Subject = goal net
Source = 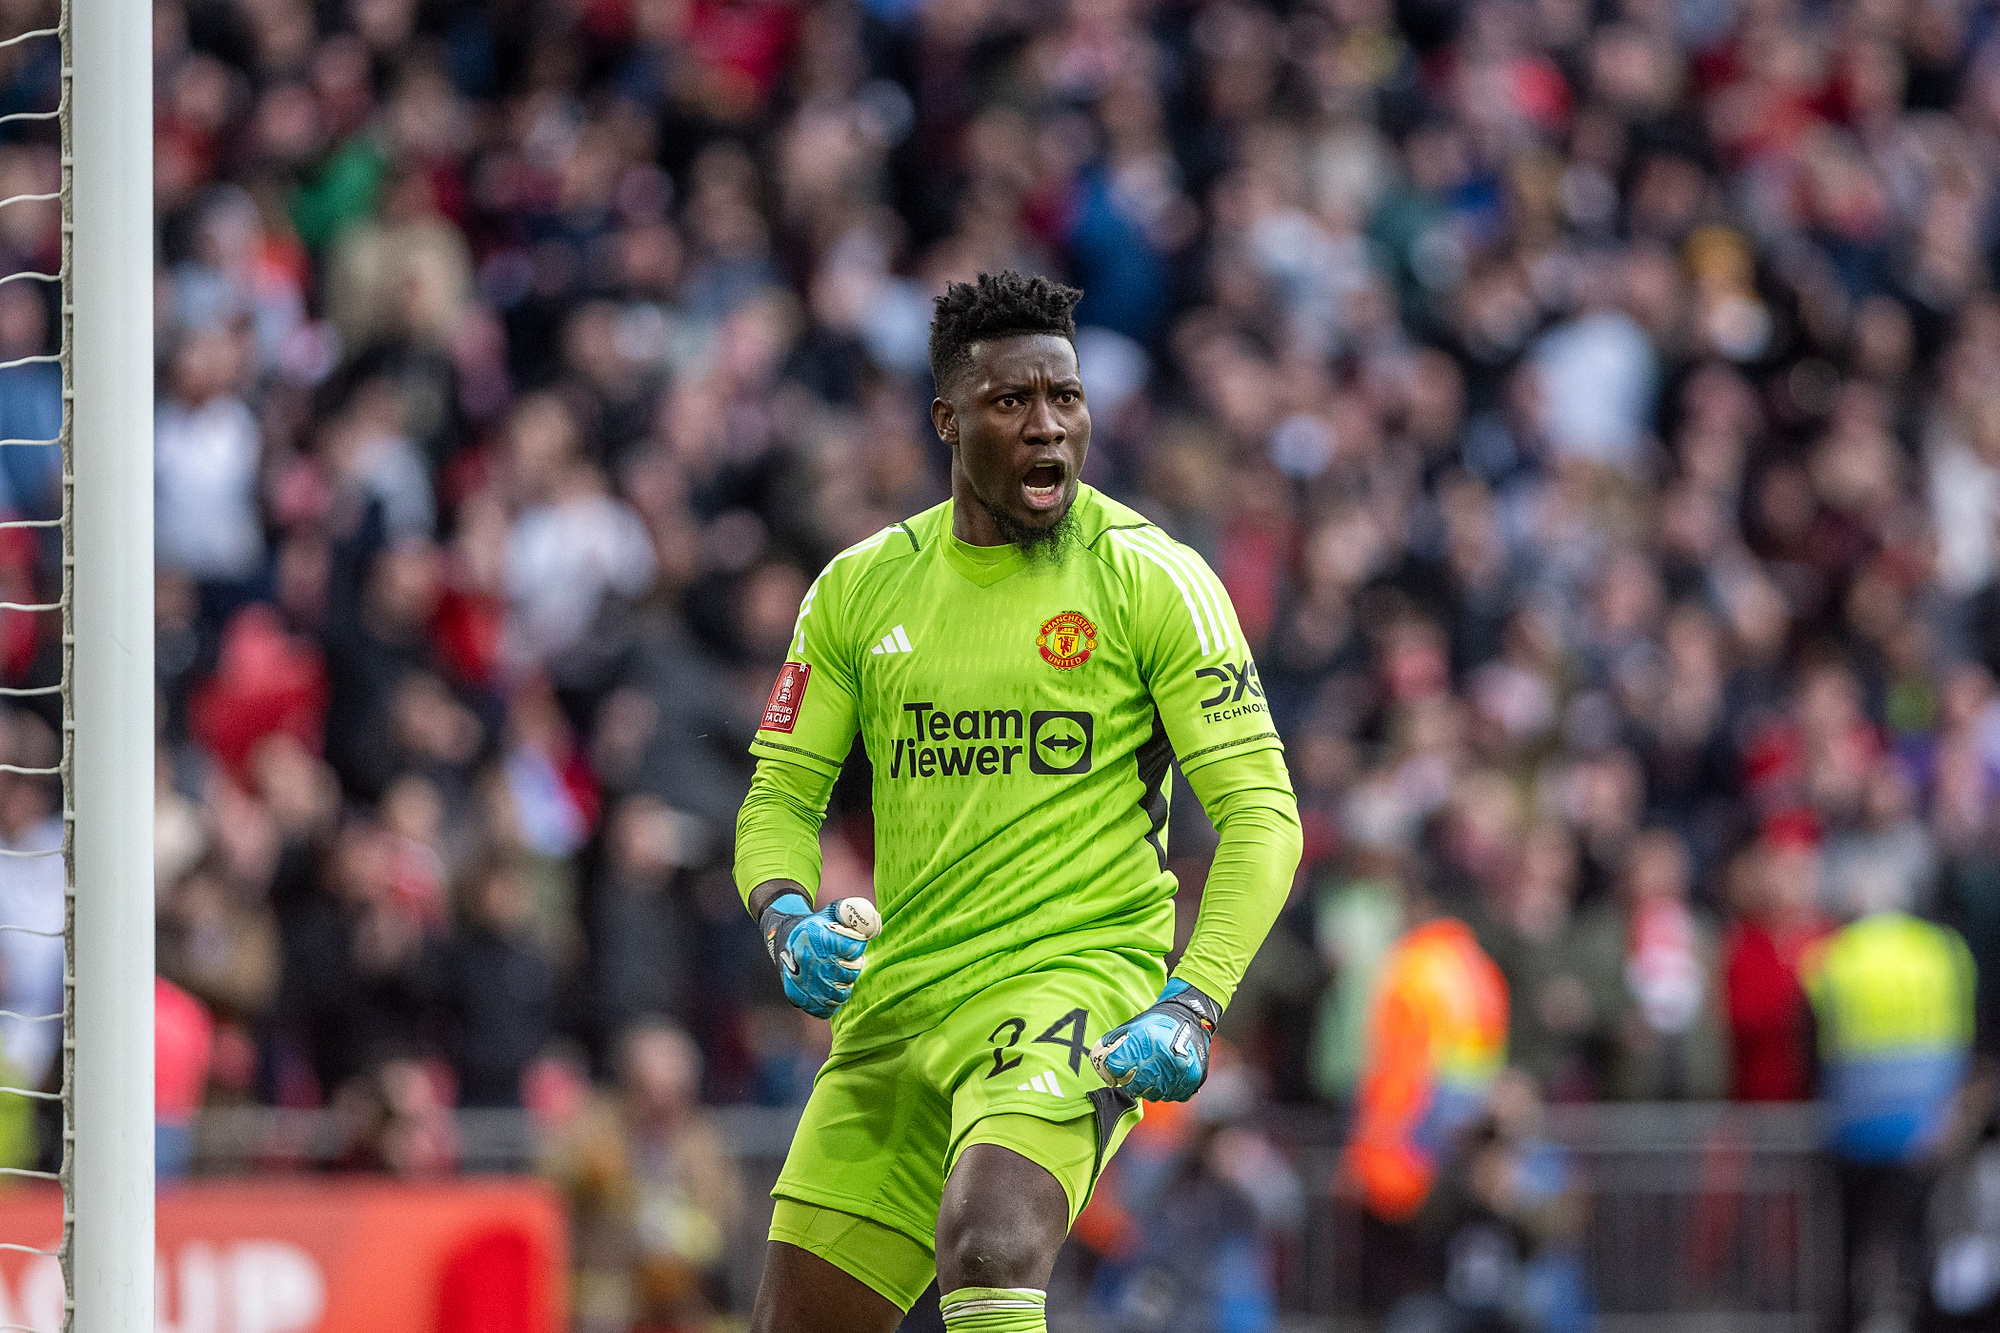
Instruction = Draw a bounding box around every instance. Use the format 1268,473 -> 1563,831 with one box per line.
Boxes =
0,0 -> 162,1329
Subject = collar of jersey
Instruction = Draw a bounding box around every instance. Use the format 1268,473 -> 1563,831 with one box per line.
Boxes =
942,511 -> 1029,587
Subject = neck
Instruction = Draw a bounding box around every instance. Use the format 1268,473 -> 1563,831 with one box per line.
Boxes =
950,467 -> 1007,546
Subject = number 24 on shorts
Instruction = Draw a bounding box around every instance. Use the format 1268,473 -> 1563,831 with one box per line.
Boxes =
986,1008 -> 1089,1079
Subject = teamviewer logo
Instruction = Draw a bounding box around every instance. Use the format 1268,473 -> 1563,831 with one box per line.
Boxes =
1029,711 -> 1093,775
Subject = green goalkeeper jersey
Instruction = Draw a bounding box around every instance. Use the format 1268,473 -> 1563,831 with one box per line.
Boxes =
738,486 -> 1284,1052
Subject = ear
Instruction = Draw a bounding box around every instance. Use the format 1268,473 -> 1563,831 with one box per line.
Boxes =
931,397 -> 957,447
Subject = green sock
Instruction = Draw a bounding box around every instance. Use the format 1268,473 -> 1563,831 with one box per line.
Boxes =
940,1286 -> 1047,1333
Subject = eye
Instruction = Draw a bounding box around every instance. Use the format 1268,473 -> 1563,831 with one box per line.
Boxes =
1056,389 -> 1080,404
996,394 -> 1021,408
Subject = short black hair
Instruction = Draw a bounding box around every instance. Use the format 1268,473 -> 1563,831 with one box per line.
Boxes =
928,270 -> 1082,395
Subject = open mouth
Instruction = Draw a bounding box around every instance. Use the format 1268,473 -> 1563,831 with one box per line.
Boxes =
1022,461 -> 1065,511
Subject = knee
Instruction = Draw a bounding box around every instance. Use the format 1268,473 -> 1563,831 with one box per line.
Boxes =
935,1208 -> 1052,1290
935,1142 -> 1070,1291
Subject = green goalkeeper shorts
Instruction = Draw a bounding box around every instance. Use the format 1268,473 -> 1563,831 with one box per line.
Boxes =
769,948 -> 1161,1309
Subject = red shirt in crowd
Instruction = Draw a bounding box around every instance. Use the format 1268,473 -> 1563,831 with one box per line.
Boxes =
1723,917 -> 1829,1101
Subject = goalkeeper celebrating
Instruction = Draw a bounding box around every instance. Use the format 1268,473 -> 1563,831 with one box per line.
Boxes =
735,271 -> 1302,1333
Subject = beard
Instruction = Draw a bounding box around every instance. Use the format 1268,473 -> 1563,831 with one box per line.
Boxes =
973,484 -> 1079,563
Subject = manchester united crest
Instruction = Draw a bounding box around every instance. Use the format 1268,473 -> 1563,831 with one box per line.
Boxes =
1038,611 -> 1097,669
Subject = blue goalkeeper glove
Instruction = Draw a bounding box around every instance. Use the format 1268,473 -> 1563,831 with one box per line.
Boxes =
1088,979 -> 1222,1102
759,893 -> 882,1019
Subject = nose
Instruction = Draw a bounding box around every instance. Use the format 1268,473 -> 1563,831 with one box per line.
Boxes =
1022,395 -> 1064,446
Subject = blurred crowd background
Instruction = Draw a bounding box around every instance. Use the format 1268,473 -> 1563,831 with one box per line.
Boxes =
5,0 -> 2000,1323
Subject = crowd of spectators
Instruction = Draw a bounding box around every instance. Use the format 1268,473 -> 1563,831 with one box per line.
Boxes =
0,0 -> 1997,1319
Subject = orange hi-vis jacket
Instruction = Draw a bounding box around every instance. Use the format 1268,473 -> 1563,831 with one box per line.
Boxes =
1343,917 -> 1510,1222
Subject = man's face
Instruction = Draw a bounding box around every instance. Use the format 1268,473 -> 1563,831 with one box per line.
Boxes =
934,334 -> 1090,547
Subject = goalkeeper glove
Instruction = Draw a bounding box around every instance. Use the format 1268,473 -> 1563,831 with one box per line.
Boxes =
759,893 -> 880,1019
1088,978 -> 1222,1102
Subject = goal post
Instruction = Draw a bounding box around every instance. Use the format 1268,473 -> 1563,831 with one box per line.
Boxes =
66,0 -> 155,1325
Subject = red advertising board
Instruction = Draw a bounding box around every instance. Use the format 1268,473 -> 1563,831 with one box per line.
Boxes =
0,1178 -> 567,1333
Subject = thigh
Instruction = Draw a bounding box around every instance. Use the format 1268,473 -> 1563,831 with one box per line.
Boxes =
773,1041 -> 953,1296
763,1201 -> 936,1319
953,1112 -> 1104,1228
922,952 -> 1159,1219
751,1236 -> 904,1333
935,1138 -> 1074,1292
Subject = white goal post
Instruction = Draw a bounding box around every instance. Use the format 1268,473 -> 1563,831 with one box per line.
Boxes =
66,0 -> 155,1327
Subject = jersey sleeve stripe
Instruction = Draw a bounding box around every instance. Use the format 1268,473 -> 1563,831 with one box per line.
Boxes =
1162,533 -> 1238,655
1155,532 -> 1236,654
789,528 -> 893,658
1124,526 -> 1230,654
1108,528 -> 1213,657
1158,533 -> 1238,655
1124,527 -> 1234,656
1125,527 -> 1231,653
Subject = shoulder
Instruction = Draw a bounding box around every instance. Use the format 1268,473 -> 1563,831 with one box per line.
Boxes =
1079,492 -> 1237,653
1912,915 -> 1974,964
788,517 -> 929,660
808,506 -> 936,595
1082,492 -> 1217,585
1075,488 -> 1161,554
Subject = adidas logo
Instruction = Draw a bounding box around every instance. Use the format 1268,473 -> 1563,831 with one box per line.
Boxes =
870,625 -> 915,655
1016,1071 -> 1063,1097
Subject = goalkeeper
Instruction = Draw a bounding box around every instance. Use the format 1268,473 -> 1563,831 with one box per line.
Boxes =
735,271 -> 1302,1333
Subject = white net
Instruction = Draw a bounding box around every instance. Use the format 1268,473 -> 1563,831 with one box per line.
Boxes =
0,2 -> 76,1330
54,0 -> 69,1320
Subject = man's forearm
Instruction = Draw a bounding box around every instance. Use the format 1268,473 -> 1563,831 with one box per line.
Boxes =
734,755 -> 838,911
1171,747 -> 1303,1008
